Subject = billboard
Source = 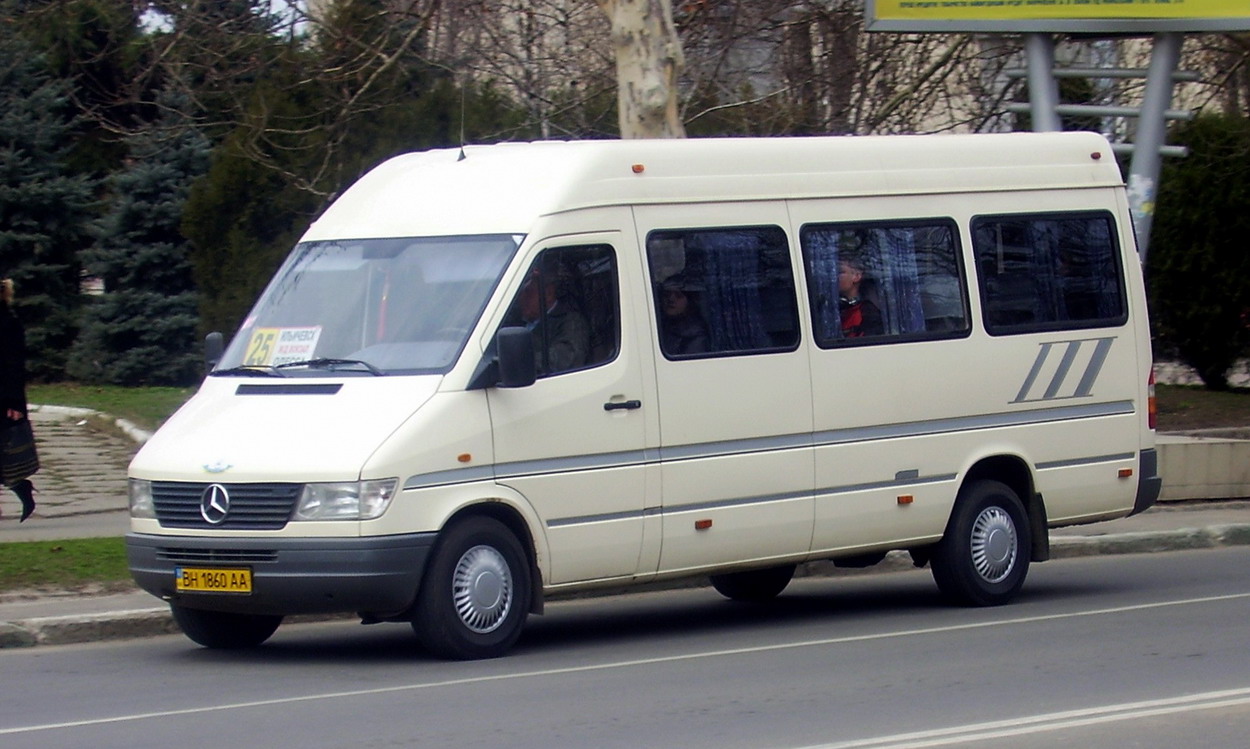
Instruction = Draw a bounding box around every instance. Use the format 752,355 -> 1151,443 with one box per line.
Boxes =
866,0 -> 1250,33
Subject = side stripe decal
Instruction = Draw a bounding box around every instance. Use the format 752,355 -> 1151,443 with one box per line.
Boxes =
1014,336 -> 1116,404
403,400 -> 1138,499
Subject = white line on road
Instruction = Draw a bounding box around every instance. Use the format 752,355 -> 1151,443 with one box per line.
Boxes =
797,687 -> 1250,748
3,591 -> 1248,737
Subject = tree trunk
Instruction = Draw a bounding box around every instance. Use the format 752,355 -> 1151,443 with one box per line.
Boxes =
597,0 -> 686,138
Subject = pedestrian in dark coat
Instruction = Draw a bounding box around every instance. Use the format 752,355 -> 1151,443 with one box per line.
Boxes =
0,279 -> 36,521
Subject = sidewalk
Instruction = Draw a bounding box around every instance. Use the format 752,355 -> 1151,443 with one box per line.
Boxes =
1,405 -> 1249,648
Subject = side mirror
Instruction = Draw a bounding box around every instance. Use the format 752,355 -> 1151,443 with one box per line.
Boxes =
204,331 -> 224,374
497,327 -> 536,388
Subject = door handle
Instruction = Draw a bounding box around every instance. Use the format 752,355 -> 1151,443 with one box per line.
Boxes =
603,399 -> 642,411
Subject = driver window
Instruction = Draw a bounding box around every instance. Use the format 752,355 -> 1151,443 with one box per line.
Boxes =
503,244 -> 619,378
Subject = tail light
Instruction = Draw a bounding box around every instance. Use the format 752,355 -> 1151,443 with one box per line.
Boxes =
1147,369 -> 1157,430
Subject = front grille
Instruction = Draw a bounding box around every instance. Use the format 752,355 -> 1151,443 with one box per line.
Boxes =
156,547 -> 279,565
152,482 -> 301,530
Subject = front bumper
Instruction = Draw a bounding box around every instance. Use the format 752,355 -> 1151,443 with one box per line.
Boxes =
126,532 -> 437,616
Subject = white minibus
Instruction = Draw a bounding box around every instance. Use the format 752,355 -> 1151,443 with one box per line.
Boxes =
127,133 -> 1161,659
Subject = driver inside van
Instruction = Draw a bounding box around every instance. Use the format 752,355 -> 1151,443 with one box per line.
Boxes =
517,268 -> 590,374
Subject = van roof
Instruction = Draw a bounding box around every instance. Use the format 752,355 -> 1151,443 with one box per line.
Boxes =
303,132 -> 1123,241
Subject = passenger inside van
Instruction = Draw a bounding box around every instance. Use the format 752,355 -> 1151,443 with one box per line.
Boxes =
658,273 -> 709,356
838,255 -> 883,338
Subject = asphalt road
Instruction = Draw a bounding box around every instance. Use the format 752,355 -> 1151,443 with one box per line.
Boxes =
3,548 -> 1249,749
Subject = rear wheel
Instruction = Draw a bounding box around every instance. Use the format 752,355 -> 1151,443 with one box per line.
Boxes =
931,479 -> 1030,606
171,605 -> 283,649
412,516 -> 531,660
710,564 -> 796,602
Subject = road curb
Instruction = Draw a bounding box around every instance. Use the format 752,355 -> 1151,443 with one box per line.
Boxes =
1050,524 -> 1250,558
7,609 -> 181,647
4,524 -> 1249,650
30,403 -> 153,444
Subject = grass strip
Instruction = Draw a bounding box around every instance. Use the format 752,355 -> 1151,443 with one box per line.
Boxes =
27,383 -> 194,432
0,537 -> 130,592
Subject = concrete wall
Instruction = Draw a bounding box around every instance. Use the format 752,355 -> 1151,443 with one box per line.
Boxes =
1158,434 -> 1250,501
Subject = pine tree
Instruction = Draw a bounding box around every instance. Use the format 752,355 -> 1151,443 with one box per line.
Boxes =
1148,114 -> 1250,390
68,93 -> 209,385
0,32 -> 95,380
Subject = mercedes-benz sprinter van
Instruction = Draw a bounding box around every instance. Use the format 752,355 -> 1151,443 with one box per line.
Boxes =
127,133 -> 1161,659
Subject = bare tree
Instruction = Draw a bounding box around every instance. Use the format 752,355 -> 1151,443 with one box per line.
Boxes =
427,0 -> 617,138
597,0 -> 686,138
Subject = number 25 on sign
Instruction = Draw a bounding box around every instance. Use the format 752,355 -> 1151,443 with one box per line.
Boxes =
244,328 -> 279,366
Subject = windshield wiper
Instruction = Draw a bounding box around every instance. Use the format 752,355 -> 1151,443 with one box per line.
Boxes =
210,366 -> 284,378
273,358 -> 385,376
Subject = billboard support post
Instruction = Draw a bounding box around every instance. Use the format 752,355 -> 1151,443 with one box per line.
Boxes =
1127,32 -> 1184,265
1025,34 -> 1062,133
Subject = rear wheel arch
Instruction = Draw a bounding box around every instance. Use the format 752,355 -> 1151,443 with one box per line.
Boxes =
961,454 -> 1048,561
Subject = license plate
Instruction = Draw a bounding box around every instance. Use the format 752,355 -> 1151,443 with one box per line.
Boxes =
175,567 -> 253,594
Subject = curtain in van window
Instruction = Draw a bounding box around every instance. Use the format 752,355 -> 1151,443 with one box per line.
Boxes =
691,231 -> 771,352
803,231 -> 843,343
875,229 -> 925,335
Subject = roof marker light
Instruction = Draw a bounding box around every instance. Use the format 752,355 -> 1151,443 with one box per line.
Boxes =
632,164 -> 645,174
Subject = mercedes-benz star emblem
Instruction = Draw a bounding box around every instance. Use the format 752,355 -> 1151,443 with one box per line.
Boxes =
200,484 -> 231,525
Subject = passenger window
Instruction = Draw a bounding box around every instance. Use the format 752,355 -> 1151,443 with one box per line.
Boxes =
972,212 -> 1127,335
502,245 -> 619,377
801,220 -> 969,347
646,226 -> 800,359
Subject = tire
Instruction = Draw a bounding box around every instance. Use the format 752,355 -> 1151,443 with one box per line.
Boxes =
412,516 -> 532,660
171,605 -> 283,649
710,564 -> 796,602
931,479 -> 1031,606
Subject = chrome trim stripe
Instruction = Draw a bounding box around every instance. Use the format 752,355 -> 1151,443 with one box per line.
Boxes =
812,400 -> 1134,448
404,400 -> 1136,494
663,488 -> 812,515
403,466 -> 494,490
549,489 -> 810,529
817,472 -> 957,497
659,432 -> 811,461
494,448 -> 658,479
1035,452 -> 1136,470
548,472 -> 959,528
548,509 -> 647,528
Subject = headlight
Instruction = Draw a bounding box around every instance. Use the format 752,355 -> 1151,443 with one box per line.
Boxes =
294,479 -> 397,521
129,479 -> 155,518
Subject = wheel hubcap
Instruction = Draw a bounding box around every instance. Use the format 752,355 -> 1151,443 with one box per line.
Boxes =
970,506 -> 1017,584
452,545 -> 513,634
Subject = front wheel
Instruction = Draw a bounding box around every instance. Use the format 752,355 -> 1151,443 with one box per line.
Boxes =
930,480 -> 1031,606
412,516 -> 532,660
171,605 -> 283,649
710,564 -> 796,602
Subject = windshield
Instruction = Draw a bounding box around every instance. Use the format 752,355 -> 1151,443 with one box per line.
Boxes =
215,235 -> 521,375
